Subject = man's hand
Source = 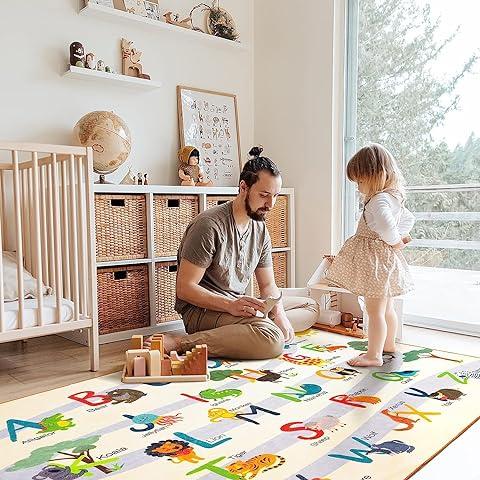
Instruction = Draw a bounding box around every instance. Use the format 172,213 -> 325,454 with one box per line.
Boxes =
272,313 -> 295,344
228,296 -> 265,317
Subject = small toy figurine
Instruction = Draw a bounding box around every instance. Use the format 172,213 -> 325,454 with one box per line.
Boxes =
163,11 -> 192,29
121,38 -> 151,79
178,146 -> 213,187
120,166 -> 136,185
137,172 -> 143,185
258,292 -> 282,319
143,173 -> 148,185
69,41 -> 85,67
85,52 -> 96,69
96,59 -> 106,71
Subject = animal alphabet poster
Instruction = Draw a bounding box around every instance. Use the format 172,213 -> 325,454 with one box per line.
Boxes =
177,86 -> 242,186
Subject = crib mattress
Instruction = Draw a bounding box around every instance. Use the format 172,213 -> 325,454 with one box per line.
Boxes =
3,296 -> 74,331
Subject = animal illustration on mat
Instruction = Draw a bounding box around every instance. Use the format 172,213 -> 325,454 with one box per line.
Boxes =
39,413 -> 75,433
428,388 -> 465,401
106,388 -> 146,404
144,440 -> 204,463
329,366 -> 360,377
32,465 -> 85,480
225,454 -> 286,478
7,435 -> 123,476
367,439 -> 415,455
305,415 -> 346,432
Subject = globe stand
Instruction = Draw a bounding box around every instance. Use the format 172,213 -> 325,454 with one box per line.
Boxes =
94,174 -> 113,184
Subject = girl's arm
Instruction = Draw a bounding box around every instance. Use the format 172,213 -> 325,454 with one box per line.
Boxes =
365,193 -> 403,246
398,207 -> 415,236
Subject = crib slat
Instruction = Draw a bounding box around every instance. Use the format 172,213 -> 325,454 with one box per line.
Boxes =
0,171 -> 6,251
0,204 -> 4,332
51,154 -> 63,323
12,150 -> 24,329
39,166 -> 48,285
68,155 -> 79,322
47,162 -> 55,292
28,169 -> 35,276
32,152 -> 44,326
85,148 -> 99,371
21,169 -> 31,274
60,161 -> 71,299
76,157 -> 87,316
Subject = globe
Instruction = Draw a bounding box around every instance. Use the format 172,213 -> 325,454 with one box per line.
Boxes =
73,111 -> 131,175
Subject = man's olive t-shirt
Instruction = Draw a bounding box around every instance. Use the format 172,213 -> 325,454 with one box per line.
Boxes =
175,201 -> 272,314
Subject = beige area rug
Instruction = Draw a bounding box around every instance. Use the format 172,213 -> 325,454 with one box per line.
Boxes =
0,329 -> 478,480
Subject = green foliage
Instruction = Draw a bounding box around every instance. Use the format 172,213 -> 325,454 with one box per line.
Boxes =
357,0 -> 480,269
7,436 -> 100,471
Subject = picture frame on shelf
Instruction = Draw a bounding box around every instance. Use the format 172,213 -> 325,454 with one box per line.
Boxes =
144,0 -> 159,20
123,0 -> 148,16
177,86 -> 242,187
88,0 -> 115,7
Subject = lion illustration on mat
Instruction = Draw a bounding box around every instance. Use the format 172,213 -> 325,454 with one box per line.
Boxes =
225,454 -> 285,478
144,440 -> 203,464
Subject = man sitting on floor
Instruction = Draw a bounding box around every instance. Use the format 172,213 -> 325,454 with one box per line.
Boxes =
148,147 -> 318,359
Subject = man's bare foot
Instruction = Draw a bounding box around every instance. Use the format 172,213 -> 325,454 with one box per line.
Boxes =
347,354 -> 383,367
144,332 -> 186,354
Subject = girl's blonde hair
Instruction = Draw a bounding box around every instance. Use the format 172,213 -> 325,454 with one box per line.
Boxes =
346,143 -> 406,200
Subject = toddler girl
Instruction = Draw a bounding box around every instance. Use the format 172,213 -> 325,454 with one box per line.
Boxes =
326,144 -> 415,367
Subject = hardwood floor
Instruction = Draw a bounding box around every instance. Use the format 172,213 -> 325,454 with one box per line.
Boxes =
0,335 -> 130,403
1,325 -> 477,404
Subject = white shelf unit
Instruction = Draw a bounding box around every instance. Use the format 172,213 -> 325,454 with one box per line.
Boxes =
63,65 -> 163,89
79,2 -> 248,51
63,185 -> 295,345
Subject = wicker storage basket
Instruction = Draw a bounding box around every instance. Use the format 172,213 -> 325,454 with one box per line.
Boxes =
153,195 -> 199,257
155,261 -> 182,323
265,195 -> 288,248
97,264 -> 150,335
206,195 -> 236,209
95,194 -> 147,262
253,251 -> 288,297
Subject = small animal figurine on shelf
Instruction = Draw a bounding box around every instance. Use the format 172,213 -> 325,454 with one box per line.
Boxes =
143,173 -> 148,185
178,146 -> 213,187
96,59 -> 106,71
137,172 -> 143,185
120,166 -> 136,185
121,38 -> 151,79
163,11 -> 192,29
69,41 -> 85,67
85,52 -> 96,69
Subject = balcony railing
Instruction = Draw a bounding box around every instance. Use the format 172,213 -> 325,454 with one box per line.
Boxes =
406,183 -> 480,253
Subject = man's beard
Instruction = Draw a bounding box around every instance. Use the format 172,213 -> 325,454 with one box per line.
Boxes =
245,192 -> 268,221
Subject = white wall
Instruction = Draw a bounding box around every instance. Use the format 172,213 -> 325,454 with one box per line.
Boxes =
0,0 -> 254,184
254,0 -> 344,285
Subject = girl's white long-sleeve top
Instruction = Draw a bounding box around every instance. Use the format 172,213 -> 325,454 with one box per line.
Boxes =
364,193 -> 415,245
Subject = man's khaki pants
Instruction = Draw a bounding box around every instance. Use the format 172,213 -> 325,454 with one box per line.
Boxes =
178,296 -> 318,360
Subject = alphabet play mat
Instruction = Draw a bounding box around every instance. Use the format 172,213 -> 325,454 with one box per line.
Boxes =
1,329 -> 478,480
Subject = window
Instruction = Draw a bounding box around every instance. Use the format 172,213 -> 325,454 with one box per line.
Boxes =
345,0 -> 480,335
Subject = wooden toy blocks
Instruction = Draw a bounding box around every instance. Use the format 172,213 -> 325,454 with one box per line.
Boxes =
122,335 -> 208,384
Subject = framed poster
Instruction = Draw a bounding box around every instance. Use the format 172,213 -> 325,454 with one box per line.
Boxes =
177,86 -> 242,187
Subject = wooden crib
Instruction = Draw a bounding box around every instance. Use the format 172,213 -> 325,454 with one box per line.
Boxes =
0,142 -> 99,371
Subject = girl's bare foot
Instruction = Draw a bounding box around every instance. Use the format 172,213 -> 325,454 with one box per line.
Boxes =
347,354 -> 383,367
